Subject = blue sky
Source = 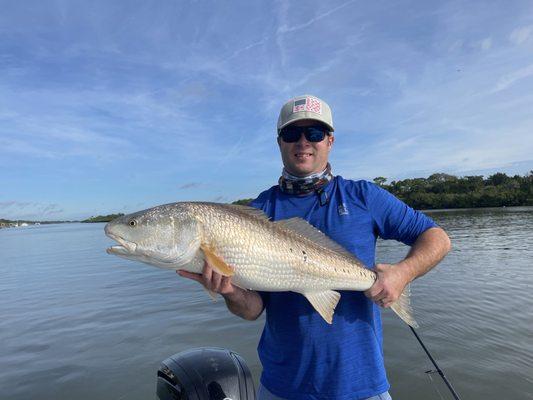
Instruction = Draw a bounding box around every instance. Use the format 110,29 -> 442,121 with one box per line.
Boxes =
1,0 -> 532,220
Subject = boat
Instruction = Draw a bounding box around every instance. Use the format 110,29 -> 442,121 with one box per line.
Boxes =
157,347 -> 256,400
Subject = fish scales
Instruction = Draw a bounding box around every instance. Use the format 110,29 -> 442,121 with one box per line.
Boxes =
105,201 -> 417,326
187,203 -> 375,292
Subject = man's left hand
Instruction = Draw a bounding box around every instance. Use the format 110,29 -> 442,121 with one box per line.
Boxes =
364,263 -> 412,308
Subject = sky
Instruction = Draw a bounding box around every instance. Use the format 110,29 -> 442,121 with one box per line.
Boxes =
1,0 -> 532,220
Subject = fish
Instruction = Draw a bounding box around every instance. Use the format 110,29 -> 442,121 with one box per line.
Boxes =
105,202 -> 417,327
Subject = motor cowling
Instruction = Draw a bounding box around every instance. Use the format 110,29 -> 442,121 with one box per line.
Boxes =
156,347 -> 256,400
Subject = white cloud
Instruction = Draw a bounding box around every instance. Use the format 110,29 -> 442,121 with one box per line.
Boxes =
2,0 -> 533,219
276,0 -> 357,34
223,37 -> 269,61
0,137 -> 56,158
480,37 -> 492,50
492,63 -> 533,93
509,25 -> 533,44
0,201 -> 64,219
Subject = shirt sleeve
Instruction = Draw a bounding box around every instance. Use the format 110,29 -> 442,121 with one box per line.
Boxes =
363,181 -> 438,246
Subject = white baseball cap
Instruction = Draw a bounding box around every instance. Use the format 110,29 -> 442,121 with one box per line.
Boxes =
277,95 -> 334,133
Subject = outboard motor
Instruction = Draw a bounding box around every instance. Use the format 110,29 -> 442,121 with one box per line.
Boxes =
156,347 -> 256,400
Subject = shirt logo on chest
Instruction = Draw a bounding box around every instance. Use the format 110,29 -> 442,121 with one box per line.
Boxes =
338,203 -> 349,216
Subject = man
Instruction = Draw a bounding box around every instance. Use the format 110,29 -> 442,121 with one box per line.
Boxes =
178,95 -> 451,400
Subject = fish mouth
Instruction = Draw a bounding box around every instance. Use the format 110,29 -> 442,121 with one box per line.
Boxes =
105,232 -> 137,255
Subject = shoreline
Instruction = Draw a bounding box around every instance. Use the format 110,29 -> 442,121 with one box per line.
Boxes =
2,205 -> 532,228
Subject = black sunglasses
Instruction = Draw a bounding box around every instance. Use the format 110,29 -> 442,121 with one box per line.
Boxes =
279,125 -> 329,143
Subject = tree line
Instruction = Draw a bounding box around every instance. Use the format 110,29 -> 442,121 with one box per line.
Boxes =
373,171 -> 532,209
232,171 -> 532,210
3,172 -> 531,225
82,213 -> 125,223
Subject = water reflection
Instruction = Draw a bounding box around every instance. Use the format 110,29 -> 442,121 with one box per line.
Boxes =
0,207 -> 531,399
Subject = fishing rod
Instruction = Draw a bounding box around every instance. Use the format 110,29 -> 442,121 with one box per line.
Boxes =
409,326 -> 462,400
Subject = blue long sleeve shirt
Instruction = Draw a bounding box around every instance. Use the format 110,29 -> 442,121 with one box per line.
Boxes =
249,176 -> 437,400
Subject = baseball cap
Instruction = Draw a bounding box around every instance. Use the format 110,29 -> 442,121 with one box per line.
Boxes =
277,95 -> 334,133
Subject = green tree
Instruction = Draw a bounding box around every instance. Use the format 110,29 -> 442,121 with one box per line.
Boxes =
373,177 -> 387,187
232,171 -> 533,210
232,198 -> 254,206
486,172 -> 510,186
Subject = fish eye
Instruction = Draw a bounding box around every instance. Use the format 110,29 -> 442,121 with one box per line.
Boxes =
129,219 -> 137,227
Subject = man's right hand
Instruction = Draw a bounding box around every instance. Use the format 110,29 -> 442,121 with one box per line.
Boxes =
177,261 -> 236,296
177,262 -> 265,321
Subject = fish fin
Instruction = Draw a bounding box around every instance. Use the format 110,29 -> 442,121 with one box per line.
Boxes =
225,204 -> 271,221
204,287 -> 219,302
230,281 -> 248,291
390,284 -> 419,328
276,218 -> 362,262
302,290 -> 341,324
200,244 -> 235,277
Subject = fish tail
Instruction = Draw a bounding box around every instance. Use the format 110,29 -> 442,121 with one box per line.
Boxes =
390,284 -> 419,328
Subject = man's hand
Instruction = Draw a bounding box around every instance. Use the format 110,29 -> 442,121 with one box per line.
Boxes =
177,261 -> 236,296
177,261 -> 264,321
367,227 -> 452,308
365,263 -> 411,308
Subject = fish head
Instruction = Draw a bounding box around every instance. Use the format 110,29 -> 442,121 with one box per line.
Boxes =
104,204 -> 201,268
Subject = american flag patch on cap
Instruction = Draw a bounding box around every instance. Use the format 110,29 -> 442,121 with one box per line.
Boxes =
293,97 -> 322,115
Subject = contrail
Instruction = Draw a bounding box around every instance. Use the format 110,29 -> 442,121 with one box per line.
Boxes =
277,0 -> 358,34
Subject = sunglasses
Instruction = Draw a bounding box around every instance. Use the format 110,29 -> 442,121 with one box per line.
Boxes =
279,125 -> 329,143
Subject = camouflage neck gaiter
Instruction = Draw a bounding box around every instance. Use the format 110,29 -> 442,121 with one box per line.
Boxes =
278,163 -> 333,195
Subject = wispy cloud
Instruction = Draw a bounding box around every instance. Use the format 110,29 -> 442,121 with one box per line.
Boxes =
179,183 -> 202,190
1,0 -> 532,219
510,25 -> 533,44
0,201 -> 64,219
492,63 -> 533,93
0,201 -> 33,209
223,37 -> 269,62
480,37 -> 492,50
277,0 -> 357,34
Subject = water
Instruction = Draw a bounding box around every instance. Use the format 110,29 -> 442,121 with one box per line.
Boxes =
0,207 -> 532,399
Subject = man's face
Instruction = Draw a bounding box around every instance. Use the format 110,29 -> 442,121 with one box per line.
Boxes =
277,120 -> 334,177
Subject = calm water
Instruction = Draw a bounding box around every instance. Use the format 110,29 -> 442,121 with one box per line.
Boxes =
1,207 -> 532,399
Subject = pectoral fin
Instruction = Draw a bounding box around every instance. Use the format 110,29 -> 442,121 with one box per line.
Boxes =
200,244 -> 235,277
203,287 -> 219,302
302,290 -> 341,324
390,284 -> 419,328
